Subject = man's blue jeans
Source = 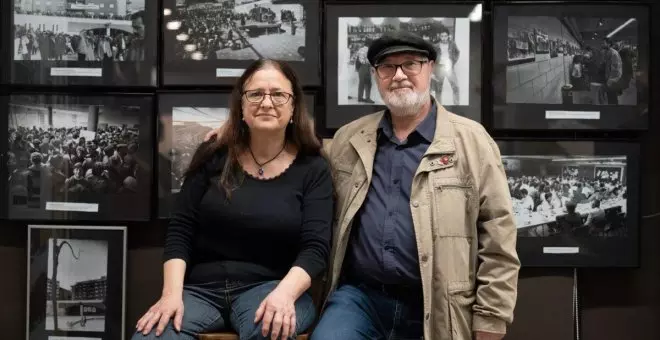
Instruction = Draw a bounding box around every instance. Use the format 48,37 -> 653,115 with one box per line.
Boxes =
312,283 -> 424,340
132,280 -> 316,340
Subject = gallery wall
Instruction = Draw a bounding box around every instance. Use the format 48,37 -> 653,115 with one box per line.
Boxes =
1,0 -> 659,339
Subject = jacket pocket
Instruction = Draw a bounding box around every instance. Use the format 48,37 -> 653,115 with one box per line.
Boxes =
447,282 -> 476,340
432,177 -> 476,238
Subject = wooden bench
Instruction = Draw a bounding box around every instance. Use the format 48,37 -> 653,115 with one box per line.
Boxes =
198,333 -> 309,340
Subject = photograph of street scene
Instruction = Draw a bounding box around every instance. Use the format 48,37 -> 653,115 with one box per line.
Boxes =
45,238 -> 108,332
165,0 -> 305,61
13,0 -> 146,62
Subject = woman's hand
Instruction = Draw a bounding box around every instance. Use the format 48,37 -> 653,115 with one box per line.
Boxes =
254,287 -> 297,340
135,293 -> 184,336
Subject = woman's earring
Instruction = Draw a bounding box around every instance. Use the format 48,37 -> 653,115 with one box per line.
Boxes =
289,118 -> 293,124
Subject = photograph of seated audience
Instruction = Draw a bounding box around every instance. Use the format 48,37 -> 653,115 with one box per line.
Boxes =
337,16 -> 470,106
506,16 -> 638,105
502,155 -> 628,239
13,0 -> 146,62
166,0 -> 305,61
7,100 -> 145,219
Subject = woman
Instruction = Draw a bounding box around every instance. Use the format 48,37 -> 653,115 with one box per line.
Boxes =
133,59 -> 333,340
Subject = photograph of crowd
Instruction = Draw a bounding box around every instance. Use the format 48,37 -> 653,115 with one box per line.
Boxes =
169,106 -> 229,193
337,17 -> 470,106
165,0 -> 305,61
27,225 -> 127,340
13,0 -> 146,62
504,16 -> 638,105
7,97 -> 149,220
501,154 -> 628,239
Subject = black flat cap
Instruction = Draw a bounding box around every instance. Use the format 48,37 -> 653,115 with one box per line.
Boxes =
367,30 -> 437,66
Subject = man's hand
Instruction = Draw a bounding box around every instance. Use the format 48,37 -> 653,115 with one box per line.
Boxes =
203,124 -> 226,143
475,331 -> 505,340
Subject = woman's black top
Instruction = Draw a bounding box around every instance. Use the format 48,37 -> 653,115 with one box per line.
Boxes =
163,149 -> 334,285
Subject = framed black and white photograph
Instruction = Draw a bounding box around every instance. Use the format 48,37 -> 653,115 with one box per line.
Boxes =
27,225 -> 127,340
161,0 -> 321,86
157,92 -> 317,217
497,140 -> 640,267
4,94 -> 153,221
3,0 -> 158,86
324,2 -> 483,130
492,4 -> 650,130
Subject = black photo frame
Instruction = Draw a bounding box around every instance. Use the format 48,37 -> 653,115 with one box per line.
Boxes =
492,3 -> 650,131
4,93 -> 154,222
161,0 -> 321,86
3,0 -> 158,87
157,91 -> 317,218
27,224 -> 127,340
496,139 -> 640,267
323,1 -> 483,130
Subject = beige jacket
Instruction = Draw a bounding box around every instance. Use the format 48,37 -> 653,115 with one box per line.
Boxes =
324,103 -> 520,339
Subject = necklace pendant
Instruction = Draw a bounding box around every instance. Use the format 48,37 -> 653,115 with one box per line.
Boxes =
258,168 -> 264,176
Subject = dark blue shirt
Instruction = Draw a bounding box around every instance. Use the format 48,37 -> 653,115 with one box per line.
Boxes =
346,104 -> 437,286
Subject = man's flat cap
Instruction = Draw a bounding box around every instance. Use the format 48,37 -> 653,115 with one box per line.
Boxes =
367,30 -> 437,66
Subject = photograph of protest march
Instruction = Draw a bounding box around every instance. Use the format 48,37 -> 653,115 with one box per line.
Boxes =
497,140 -> 640,267
6,94 -> 153,221
161,0 -> 320,85
27,225 -> 126,340
337,17 -> 470,107
7,0 -> 157,86
492,4 -> 649,130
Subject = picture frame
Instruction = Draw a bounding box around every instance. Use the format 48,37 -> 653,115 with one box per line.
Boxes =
157,91 -> 317,218
323,1 -> 483,130
496,139 -> 640,267
3,93 -> 154,222
161,0 -> 321,86
492,3 -> 650,131
26,224 -> 127,340
3,0 -> 159,87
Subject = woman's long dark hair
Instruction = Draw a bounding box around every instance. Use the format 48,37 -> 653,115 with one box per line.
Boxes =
184,59 -> 324,198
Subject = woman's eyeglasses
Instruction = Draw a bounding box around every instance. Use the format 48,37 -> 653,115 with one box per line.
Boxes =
243,90 -> 294,106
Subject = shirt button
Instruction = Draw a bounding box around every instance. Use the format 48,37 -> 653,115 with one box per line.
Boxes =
421,254 -> 429,263
412,201 -> 419,208
425,313 -> 430,320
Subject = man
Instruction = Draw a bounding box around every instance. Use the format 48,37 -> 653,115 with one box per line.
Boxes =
600,37 -> 622,105
433,27 -> 460,105
204,31 -> 519,339
313,31 -> 519,340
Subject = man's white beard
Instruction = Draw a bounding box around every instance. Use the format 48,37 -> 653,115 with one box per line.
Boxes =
380,86 -> 429,117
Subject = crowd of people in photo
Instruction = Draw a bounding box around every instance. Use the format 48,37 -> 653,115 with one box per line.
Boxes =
13,11 -> 145,61
8,124 -> 144,210
172,3 -> 300,60
508,170 -> 627,237
568,38 -> 636,105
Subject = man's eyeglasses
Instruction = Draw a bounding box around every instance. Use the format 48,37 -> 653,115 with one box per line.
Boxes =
374,60 -> 428,79
243,90 -> 294,106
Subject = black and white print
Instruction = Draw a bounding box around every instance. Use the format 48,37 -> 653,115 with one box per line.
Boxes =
13,0 -> 146,62
502,155 -> 628,238
27,225 -> 126,340
165,0 -> 305,61
337,17 -> 470,106
170,107 -> 229,192
506,16 -> 639,105
6,95 -> 153,221
45,238 -> 108,332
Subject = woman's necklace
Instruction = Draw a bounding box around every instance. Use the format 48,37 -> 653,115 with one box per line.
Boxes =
248,142 -> 287,176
